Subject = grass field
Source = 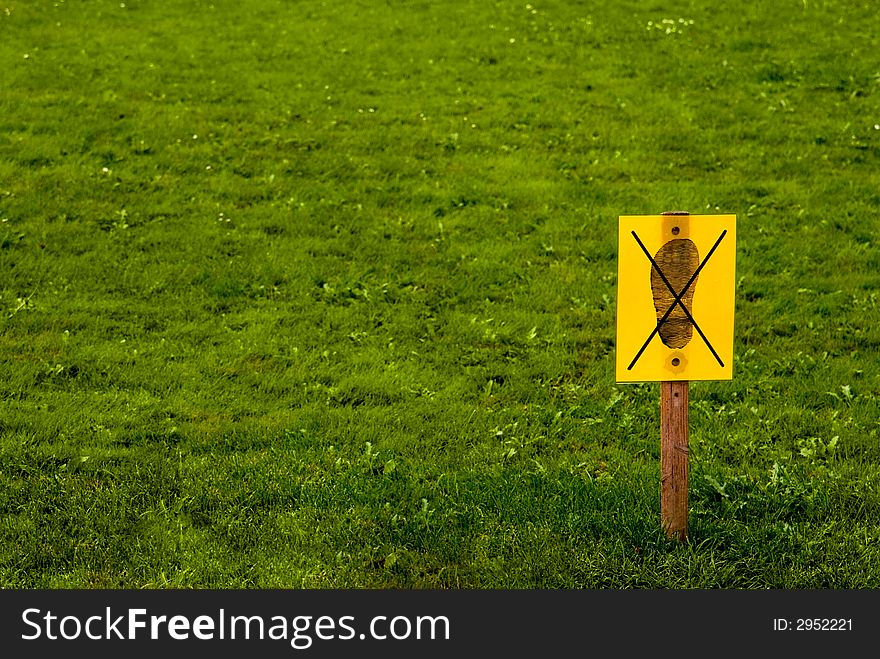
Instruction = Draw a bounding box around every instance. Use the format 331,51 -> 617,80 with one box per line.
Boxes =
1,0 -> 879,588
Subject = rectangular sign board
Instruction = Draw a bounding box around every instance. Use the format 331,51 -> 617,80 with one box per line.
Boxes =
615,214 -> 736,383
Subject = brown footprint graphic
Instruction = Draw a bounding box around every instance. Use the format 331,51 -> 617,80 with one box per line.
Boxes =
651,239 -> 699,349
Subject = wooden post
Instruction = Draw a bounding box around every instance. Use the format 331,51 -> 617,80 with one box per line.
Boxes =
659,209 -> 690,541
660,380 -> 688,540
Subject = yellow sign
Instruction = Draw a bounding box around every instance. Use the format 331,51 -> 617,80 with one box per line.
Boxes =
615,214 -> 736,383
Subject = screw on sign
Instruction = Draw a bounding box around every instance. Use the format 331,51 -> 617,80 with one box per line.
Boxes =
615,212 -> 736,540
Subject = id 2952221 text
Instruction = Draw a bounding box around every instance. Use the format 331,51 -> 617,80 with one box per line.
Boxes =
773,618 -> 853,632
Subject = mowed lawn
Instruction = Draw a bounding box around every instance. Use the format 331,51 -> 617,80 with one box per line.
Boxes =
0,0 -> 879,587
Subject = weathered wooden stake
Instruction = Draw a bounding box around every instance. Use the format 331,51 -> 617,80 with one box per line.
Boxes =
659,210 -> 691,541
660,380 -> 689,540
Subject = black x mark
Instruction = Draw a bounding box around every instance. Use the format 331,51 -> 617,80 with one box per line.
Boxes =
627,230 -> 728,371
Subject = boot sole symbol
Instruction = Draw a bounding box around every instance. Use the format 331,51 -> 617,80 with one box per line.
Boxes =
651,238 -> 699,349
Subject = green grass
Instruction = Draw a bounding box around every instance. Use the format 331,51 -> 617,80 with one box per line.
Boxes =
1,0 -> 879,588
